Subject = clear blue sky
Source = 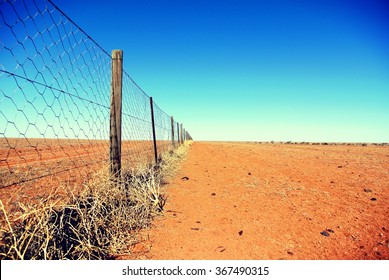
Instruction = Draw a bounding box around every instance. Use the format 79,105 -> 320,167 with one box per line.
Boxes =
51,0 -> 389,142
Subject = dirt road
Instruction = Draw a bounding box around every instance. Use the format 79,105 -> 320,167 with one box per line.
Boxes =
132,142 -> 389,260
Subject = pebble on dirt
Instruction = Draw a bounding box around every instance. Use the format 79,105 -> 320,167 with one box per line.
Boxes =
321,231 -> 330,237
238,230 -> 243,236
364,188 -> 373,192
216,246 -> 226,253
181,176 -> 189,181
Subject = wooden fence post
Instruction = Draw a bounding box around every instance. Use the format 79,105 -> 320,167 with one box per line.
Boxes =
150,97 -> 158,164
177,122 -> 180,145
177,124 -> 180,144
171,116 -> 175,148
110,49 -> 123,180
180,123 -> 183,144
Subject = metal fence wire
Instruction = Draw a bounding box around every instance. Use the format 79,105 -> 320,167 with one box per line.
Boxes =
0,0 -> 191,195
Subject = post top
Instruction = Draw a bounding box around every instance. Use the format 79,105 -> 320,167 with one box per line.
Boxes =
111,49 -> 123,59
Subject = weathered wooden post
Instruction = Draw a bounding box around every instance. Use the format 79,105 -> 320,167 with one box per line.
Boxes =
150,97 -> 158,164
110,49 -> 123,180
177,122 -> 180,145
180,123 -> 183,144
171,116 -> 175,148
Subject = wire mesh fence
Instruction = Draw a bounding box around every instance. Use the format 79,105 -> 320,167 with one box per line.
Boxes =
0,0 -> 192,202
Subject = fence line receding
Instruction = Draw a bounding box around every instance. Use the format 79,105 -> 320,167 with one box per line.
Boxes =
0,0 -> 193,193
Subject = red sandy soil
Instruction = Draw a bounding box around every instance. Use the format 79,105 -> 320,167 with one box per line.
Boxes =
128,142 -> 389,260
0,138 -> 170,210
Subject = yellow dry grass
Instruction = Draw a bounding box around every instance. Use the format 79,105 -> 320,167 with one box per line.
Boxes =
0,141 -> 192,259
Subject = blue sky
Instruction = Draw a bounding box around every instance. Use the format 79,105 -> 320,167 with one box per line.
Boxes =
4,0 -> 389,142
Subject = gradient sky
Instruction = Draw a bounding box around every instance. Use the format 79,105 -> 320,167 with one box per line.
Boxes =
52,0 -> 389,142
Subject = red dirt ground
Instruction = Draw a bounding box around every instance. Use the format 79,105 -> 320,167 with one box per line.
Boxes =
128,142 -> 389,260
0,138 -> 170,210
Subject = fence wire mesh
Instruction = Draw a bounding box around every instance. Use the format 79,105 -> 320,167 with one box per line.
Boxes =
0,0 -> 189,202
152,100 -> 176,155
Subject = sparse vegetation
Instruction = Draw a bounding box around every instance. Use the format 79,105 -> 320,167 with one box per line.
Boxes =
0,141 -> 192,260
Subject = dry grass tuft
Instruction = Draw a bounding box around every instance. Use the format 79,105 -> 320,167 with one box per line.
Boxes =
0,142 -> 191,259
159,141 -> 192,178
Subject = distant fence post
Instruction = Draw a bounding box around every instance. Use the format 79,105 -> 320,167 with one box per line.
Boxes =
180,123 -> 183,144
150,97 -> 158,164
110,49 -> 123,180
171,116 -> 175,148
176,122 -> 180,145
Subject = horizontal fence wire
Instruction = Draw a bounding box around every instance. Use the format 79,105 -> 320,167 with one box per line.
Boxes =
0,0 -> 189,204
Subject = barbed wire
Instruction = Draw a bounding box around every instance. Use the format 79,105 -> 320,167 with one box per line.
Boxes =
0,0 -> 189,201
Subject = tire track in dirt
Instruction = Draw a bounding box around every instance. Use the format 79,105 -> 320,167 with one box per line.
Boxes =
131,142 -> 389,260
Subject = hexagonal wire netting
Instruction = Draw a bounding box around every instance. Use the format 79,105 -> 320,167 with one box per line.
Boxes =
0,0 -> 190,195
